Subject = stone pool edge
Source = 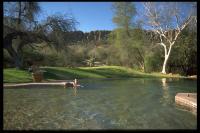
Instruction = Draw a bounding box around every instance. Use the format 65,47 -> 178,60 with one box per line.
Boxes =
4,82 -> 69,88
175,93 -> 197,114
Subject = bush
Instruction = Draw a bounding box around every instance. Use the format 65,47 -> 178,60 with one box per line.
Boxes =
144,51 -> 163,73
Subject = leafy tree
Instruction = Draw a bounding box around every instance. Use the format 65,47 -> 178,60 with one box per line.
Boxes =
112,2 -> 136,36
110,2 -> 152,70
168,22 -> 197,75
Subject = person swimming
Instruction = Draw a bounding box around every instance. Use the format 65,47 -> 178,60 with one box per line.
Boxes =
73,79 -> 84,87
64,79 -> 82,88
73,78 -> 77,87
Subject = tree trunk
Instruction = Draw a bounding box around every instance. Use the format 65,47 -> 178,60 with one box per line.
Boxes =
160,41 -> 173,74
14,55 -> 24,69
161,55 -> 169,74
5,46 -> 24,69
126,25 -> 130,37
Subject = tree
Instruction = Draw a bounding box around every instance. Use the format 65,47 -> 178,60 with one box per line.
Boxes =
130,28 -> 152,71
111,2 -> 139,67
168,21 -> 197,75
142,2 -> 196,74
42,13 -> 77,51
112,2 -> 136,37
4,2 -> 77,69
4,2 -> 41,69
4,2 -> 41,31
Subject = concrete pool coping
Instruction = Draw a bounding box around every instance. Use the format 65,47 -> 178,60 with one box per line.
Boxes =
175,93 -> 197,113
4,81 -> 73,88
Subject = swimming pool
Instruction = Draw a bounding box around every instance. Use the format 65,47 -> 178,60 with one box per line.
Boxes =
3,78 -> 197,129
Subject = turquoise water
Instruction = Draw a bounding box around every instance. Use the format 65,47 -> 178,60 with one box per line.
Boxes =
4,78 -> 197,129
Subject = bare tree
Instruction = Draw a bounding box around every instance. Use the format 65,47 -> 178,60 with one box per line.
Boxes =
142,2 -> 196,74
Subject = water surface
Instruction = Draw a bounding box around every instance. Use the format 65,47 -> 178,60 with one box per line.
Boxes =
4,78 -> 197,129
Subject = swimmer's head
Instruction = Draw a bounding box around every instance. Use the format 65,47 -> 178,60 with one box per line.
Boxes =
74,79 -> 77,84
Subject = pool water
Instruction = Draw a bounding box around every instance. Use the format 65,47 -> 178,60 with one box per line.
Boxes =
3,78 -> 197,129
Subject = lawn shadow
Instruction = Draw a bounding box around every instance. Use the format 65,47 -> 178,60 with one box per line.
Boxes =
42,67 -> 143,80
74,67 -> 137,78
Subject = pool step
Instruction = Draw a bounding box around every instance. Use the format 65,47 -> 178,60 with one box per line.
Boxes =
175,93 -> 197,113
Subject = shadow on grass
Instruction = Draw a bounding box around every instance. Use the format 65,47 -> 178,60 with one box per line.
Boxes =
43,71 -> 68,80
42,67 -> 142,80
42,67 -> 100,80
74,67 -> 136,78
42,68 -> 76,80
3,70 -> 32,83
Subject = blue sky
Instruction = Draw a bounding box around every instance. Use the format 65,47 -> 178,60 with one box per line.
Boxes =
4,2 -> 194,32
37,2 -> 142,32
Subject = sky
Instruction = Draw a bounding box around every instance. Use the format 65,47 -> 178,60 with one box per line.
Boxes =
37,2 -> 142,32
4,2 -> 195,32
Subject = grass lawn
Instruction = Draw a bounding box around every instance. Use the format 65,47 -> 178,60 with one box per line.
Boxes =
3,68 -> 32,83
3,66 -> 184,83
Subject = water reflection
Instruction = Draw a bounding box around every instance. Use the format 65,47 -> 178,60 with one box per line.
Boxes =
161,78 -> 170,105
73,87 -> 77,96
162,78 -> 168,90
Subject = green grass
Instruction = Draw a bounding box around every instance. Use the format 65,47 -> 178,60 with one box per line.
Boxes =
3,66 -> 185,83
4,68 -> 32,83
